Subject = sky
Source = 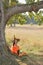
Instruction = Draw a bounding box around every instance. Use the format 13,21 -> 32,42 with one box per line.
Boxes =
18,0 -> 26,4
18,0 -> 38,3
18,0 -> 42,3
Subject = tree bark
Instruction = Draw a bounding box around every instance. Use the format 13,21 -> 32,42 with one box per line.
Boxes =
0,1 -> 21,65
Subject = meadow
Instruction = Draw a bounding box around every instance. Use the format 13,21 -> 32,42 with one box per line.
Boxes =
5,24 -> 43,65
5,24 -> 43,54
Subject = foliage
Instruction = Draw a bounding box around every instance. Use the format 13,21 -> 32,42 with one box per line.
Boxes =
7,14 -> 26,25
25,0 -> 40,4
3,0 -> 9,8
34,12 -> 43,25
3,0 -> 43,25
9,0 -> 19,6
27,11 -> 43,25
3,0 -> 19,9
18,14 -> 26,25
25,0 -> 35,4
7,16 -> 15,25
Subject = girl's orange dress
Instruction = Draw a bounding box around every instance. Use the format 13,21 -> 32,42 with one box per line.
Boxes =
10,44 -> 19,55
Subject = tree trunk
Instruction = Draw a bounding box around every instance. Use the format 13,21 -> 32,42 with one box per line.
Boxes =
0,1 -> 20,65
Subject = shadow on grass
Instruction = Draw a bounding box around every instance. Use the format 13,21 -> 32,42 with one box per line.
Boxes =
1,44 -> 43,65
0,48 -> 43,65
9,52 -> 43,65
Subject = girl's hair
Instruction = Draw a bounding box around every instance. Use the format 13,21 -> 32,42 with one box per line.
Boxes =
13,40 -> 15,46
13,35 -> 20,46
13,35 -> 16,46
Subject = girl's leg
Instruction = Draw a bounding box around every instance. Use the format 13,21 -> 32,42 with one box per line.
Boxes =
19,52 -> 27,57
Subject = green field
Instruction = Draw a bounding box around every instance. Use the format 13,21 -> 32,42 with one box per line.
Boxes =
5,25 -> 43,65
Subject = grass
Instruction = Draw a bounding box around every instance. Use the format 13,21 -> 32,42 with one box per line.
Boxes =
4,25 -> 43,65
5,24 -> 43,54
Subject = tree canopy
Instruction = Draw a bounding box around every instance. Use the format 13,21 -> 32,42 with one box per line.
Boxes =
3,0 -> 43,25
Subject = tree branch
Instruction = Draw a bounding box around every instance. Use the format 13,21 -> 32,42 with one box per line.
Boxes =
5,1 -> 43,25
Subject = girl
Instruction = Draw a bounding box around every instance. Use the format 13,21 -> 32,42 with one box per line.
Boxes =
10,35 -> 27,57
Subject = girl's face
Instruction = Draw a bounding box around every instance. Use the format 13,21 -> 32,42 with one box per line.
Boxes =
15,40 -> 17,44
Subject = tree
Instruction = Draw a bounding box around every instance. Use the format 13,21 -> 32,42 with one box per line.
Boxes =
34,11 -> 43,25
9,0 -> 19,6
25,0 -> 35,4
0,0 -> 43,65
25,0 -> 41,4
7,0 -> 26,26
7,14 -> 26,26
25,0 -> 43,25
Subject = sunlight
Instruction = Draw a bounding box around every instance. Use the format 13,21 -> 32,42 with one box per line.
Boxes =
18,0 -> 26,4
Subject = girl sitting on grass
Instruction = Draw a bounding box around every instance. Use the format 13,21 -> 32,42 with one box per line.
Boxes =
10,35 -> 27,57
